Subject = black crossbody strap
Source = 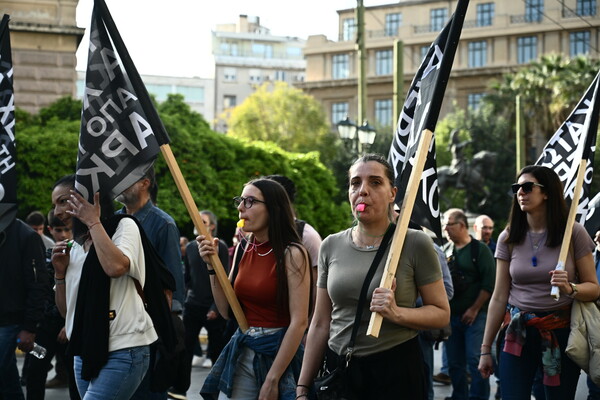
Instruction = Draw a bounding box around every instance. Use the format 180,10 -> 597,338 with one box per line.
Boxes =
347,223 -> 396,353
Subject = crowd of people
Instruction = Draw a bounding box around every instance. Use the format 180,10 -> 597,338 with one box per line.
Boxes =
1,156 -> 600,400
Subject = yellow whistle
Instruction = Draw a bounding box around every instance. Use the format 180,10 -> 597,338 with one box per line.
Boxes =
237,219 -> 245,228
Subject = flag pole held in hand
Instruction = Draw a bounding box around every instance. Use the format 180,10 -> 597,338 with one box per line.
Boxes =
551,159 -> 586,300
87,0 -> 248,330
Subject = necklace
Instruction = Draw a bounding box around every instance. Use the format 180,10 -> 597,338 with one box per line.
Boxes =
528,231 -> 546,267
353,224 -> 389,249
256,248 -> 273,256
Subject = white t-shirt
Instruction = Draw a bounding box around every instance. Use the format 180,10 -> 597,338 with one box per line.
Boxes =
65,218 -> 158,352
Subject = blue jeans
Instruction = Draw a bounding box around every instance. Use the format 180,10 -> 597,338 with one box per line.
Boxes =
0,325 -> 24,399
499,326 -> 580,400
74,345 -> 150,400
446,312 -> 489,400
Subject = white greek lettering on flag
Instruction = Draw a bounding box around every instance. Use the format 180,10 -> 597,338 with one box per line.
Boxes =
0,14 -> 17,233
388,17 -> 453,238
76,7 -> 159,202
536,73 -> 600,225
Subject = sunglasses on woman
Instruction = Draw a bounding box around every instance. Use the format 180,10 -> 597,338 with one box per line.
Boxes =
511,181 -> 544,195
233,196 -> 266,209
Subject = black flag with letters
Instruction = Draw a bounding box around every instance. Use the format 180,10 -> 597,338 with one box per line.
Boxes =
536,70 -> 600,230
388,0 -> 468,241
0,14 -> 16,233
76,0 -> 169,202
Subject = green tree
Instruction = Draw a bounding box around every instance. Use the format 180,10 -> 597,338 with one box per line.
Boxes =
487,54 -> 600,159
434,55 -> 600,223
227,81 -> 337,162
15,95 -> 350,241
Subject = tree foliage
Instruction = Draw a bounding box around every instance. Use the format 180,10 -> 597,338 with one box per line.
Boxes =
435,54 -> 600,225
226,81 -> 338,162
486,54 -> 600,158
15,94 -> 350,242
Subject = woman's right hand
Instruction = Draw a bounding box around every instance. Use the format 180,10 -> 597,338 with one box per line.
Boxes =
478,353 -> 494,379
196,235 -> 218,265
51,240 -> 71,277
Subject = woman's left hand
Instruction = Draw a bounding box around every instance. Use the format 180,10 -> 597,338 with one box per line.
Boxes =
67,190 -> 101,229
258,378 -> 279,400
370,278 -> 397,319
549,268 -> 571,294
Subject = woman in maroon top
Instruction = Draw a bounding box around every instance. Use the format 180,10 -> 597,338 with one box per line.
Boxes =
197,178 -> 310,400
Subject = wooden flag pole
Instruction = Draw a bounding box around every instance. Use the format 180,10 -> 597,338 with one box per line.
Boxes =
160,144 -> 249,331
551,159 -> 587,300
367,129 -> 434,337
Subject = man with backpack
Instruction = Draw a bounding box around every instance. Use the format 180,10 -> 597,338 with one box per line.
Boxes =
442,208 -> 495,400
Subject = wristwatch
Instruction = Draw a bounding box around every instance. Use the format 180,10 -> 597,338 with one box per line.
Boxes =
568,282 -> 578,298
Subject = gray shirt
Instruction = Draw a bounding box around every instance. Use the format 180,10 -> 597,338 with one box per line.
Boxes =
495,222 -> 594,311
318,228 -> 441,357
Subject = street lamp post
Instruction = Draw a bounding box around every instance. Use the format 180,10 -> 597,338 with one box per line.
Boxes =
337,116 -> 377,155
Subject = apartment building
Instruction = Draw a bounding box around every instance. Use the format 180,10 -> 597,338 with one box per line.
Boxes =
296,0 -> 600,132
212,15 -> 306,132
76,72 -> 215,124
1,0 -> 84,113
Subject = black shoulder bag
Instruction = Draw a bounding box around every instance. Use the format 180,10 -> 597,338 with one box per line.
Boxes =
314,225 -> 395,400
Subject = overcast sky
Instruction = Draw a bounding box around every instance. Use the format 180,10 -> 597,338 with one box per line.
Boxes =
75,0 -> 386,78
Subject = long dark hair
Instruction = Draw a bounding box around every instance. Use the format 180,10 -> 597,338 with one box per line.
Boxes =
53,174 -> 115,243
505,165 -> 567,247
246,178 -> 305,314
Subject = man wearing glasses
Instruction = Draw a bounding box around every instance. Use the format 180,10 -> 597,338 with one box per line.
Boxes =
473,215 -> 496,253
442,208 -> 495,400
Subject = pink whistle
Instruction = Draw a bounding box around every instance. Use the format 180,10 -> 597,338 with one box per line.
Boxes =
356,203 -> 366,212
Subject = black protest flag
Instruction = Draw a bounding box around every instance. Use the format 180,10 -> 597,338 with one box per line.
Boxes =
388,0 -> 469,241
0,14 -> 16,233
536,70 -> 600,231
76,0 -> 170,202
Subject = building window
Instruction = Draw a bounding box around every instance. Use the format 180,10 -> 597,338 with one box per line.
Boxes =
430,8 -> 448,32
332,54 -> 350,79
467,93 -> 485,110
476,3 -> 495,26
385,13 -> 402,36
286,47 -> 302,58
177,86 -> 204,103
375,50 -> 393,75
274,70 -> 287,81
223,95 -> 237,109
517,36 -> 537,64
577,0 -> 596,16
342,18 -> 356,41
332,102 -> 349,125
252,43 -> 273,58
468,41 -> 487,68
224,67 -> 237,82
249,69 -> 262,83
219,41 -> 238,56
570,31 -> 591,56
525,0 -> 543,22
375,99 -> 393,127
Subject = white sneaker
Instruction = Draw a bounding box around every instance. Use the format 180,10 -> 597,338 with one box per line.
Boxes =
202,358 -> 212,368
191,355 -> 203,367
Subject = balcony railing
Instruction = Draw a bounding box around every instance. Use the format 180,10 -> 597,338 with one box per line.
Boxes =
562,8 -> 596,18
510,14 -> 543,23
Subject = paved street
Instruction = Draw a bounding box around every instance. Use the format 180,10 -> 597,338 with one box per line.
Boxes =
19,344 -> 590,399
